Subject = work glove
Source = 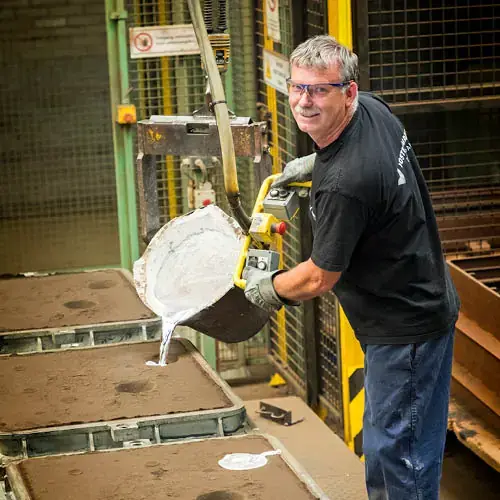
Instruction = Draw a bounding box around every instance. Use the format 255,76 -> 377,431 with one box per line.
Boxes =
243,267 -> 299,313
271,153 -> 317,190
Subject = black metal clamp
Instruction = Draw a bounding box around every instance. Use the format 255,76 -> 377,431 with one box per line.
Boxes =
256,401 -> 304,426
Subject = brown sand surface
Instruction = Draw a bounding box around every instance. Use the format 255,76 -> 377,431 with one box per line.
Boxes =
16,435 -> 316,500
0,270 -> 154,332
0,341 -> 231,432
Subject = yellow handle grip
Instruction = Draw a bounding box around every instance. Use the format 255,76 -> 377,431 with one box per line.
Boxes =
233,177 -> 312,290
289,181 -> 312,188
233,235 -> 252,290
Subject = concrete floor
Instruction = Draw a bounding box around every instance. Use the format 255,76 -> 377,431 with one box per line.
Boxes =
231,382 -> 499,500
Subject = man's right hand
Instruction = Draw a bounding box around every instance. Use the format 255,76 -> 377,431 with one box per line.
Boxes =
271,153 -> 317,189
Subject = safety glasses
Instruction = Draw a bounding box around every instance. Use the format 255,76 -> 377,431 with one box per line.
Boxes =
286,78 -> 351,98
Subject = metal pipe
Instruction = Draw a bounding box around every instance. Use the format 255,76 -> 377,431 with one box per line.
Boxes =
105,0 -> 131,269
187,0 -> 251,232
117,0 -> 140,263
6,463 -> 34,500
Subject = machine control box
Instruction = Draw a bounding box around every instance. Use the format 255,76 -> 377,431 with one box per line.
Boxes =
262,188 -> 300,221
246,249 -> 281,272
194,182 -> 216,208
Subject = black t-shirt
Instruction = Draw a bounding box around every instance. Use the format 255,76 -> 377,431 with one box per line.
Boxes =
310,92 -> 460,344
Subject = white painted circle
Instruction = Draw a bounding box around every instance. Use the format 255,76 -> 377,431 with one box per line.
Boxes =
218,453 -> 268,471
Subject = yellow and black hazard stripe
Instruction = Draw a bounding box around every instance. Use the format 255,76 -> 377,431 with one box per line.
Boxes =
339,306 -> 365,461
348,367 -> 365,458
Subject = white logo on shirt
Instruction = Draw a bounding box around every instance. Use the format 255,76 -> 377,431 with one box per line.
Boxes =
397,130 -> 412,186
309,205 -> 316,221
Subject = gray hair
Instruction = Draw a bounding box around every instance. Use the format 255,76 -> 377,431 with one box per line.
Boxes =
290,35 -> 359,84
290,35 -> 359,111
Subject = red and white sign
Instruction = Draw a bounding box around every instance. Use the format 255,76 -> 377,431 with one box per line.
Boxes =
266,0 -> 281,42
129,24 -> 200,59
133,32 -> 153,52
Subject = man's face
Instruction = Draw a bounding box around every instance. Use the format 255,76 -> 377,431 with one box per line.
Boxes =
289,63 -> 356,148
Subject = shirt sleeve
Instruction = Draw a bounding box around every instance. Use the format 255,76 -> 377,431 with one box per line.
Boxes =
311,191 -> 369,272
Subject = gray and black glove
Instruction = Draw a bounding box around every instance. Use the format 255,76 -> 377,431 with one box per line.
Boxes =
243,267 -> 299,313
272,153 -> 317,190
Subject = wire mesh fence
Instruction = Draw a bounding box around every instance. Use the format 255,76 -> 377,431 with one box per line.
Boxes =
363,0 -> 500,103
400,107 -> 500,257
255,0 -> 309,393
357,0 -> 500,258
128,0 -> 206,224
0,0 -> 119,273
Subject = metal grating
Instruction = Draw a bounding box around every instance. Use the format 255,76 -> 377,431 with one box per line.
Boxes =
366,0 -> 500,103
256,0 -> 308,392
0,0 -> 120,274
400,108 -> 500,257
317,290 -> 342,413
307,0 -> 327,36
273,218 -> 308,387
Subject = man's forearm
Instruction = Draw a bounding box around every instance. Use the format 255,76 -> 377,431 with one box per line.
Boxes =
273,259 -> 341,301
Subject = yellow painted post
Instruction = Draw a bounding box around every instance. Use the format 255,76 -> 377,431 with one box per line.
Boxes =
263,2 -> 286,364
328,0 -> 353,48
158,0 -> 178,220
328,0 -> 365,459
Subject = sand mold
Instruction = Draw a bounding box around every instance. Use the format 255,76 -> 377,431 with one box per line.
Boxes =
0,270 -> 154,332
16,435 -> 316,500
0,341 -> 232,432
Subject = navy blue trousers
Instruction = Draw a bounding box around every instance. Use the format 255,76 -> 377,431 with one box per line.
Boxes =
361,328 -> 455,500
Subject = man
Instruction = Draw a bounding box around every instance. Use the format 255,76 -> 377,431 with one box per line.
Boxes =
244,35 -> 459,500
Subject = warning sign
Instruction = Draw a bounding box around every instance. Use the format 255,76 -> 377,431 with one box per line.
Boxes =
129,24 -> 200,59
265,0 -> 281,42
263,49 -> 289,95
133,32 -> 153,53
